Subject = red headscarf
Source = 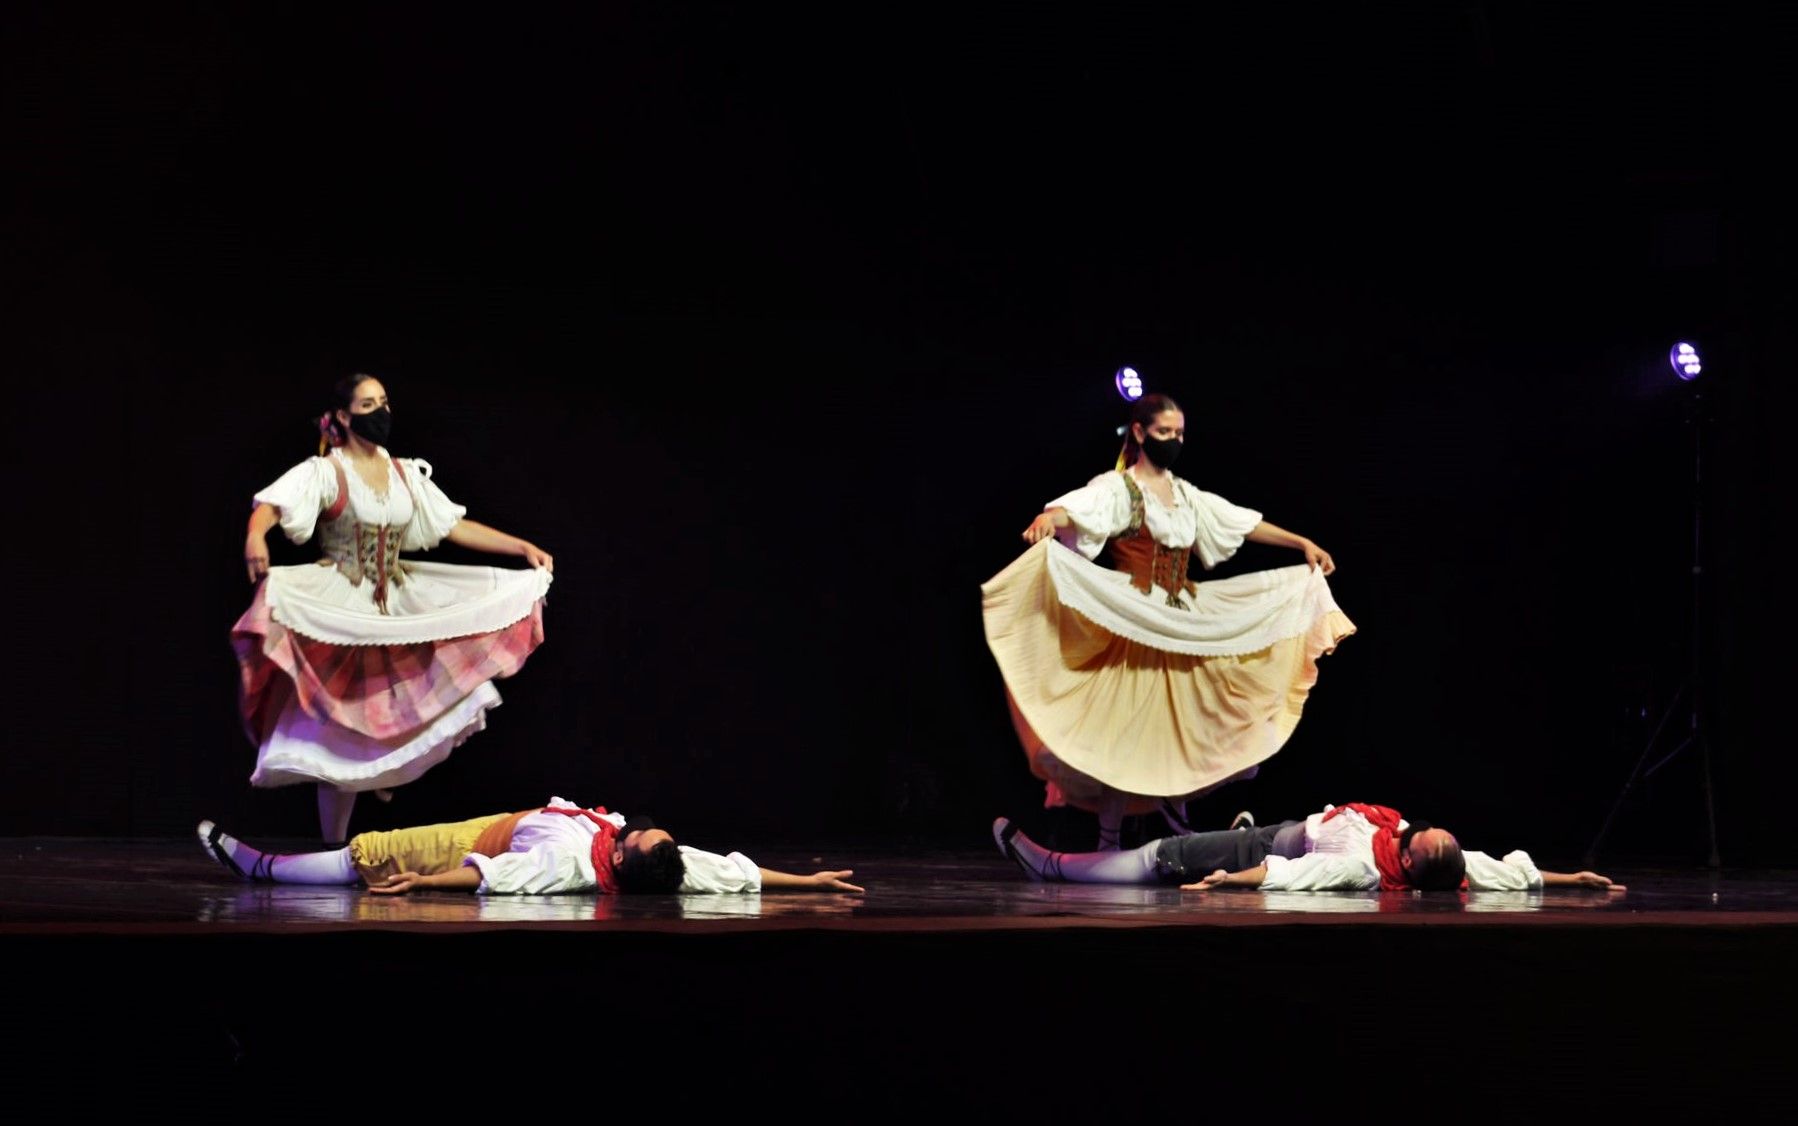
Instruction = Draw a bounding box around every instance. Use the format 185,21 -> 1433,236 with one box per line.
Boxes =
1322,802 -> 1468,892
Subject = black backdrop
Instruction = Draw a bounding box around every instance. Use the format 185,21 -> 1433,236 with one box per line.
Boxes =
5,3 -> 1792,865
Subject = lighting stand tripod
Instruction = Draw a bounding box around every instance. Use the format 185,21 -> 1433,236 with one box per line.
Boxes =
1585,381 -> 1721,870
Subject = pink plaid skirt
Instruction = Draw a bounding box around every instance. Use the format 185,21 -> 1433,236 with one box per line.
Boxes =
232,561 -> 549,790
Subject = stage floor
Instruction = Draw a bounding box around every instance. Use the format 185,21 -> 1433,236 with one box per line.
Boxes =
5,836 -> 1798,932
5,837 -> 1795,1111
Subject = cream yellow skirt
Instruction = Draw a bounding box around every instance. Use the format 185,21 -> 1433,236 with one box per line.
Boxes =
981,539 -> 1356,814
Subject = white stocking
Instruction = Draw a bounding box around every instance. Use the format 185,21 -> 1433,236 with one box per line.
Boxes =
318,785 -> 357,844
198,822 -> 358,884
1006,827 -> 1161,884
269,847 -> 359,885
1095,789 -> 1128,851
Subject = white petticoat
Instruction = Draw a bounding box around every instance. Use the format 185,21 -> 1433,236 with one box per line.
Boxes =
244,560 -> 552,792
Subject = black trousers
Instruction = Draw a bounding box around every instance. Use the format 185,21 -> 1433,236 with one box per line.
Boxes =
1151,821 -> 1307,883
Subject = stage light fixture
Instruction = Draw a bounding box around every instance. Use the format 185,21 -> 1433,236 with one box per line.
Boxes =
1115,366 -> 1143,401
1670,342 -> 1702,381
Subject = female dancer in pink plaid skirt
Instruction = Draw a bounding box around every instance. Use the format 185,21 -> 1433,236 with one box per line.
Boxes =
235,374 -> 554,842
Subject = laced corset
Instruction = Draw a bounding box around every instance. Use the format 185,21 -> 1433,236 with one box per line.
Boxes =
1099,471 -> 1195,608
316,452 -> 419,614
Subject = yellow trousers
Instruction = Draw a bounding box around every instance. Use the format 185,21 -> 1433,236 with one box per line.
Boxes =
347,812 -> 512,885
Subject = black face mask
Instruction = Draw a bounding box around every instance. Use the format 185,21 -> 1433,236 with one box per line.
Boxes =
346,406 -> 392,446
1139,434 -> 1182,469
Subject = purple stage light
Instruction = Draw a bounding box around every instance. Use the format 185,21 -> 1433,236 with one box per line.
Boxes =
1670,342 -> 1702,381
1115,366 -> 1143,400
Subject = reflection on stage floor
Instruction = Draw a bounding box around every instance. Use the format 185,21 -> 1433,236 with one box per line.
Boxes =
6,837 -> 1796,1112
4,837 -> 1794,932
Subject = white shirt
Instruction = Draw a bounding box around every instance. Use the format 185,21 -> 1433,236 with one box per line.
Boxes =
460,797 -> 764,895
1046,471 -> 1263,571
1259,805 -> 1545,892
253,449 -> 467,553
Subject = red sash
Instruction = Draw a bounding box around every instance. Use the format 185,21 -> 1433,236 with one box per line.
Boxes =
1321,803 -> 1410,890
540,805 -> 622,894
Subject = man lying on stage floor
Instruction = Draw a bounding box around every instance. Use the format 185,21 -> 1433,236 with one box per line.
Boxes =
197,797 -> 864,896
993,802 -> 1625,893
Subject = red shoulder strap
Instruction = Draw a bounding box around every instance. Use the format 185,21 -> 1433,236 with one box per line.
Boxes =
321,456 -> 350,522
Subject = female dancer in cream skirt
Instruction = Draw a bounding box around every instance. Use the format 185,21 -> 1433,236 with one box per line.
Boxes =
982,393 -> 1354,849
